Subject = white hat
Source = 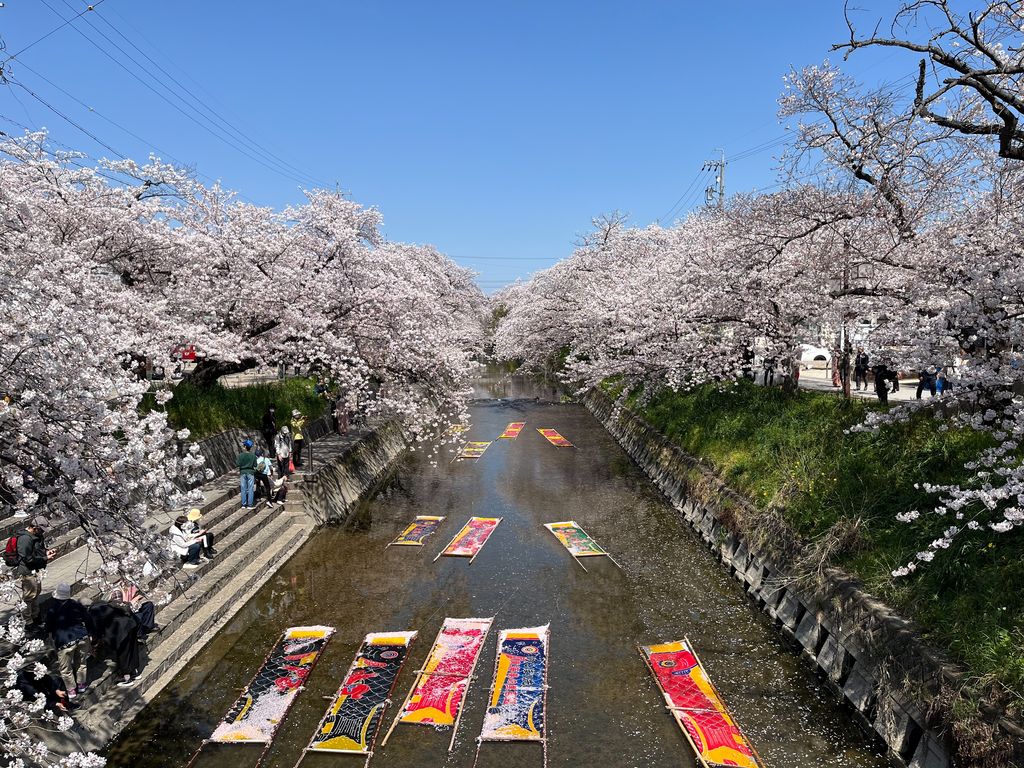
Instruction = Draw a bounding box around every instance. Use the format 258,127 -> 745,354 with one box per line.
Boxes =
292,409 -> 301,417
54,583 -> 72,600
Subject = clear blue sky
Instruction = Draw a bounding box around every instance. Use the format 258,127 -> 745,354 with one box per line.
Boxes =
0,1 -> 909,291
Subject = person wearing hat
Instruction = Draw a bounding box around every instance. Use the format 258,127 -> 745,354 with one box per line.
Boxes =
183,508 -> 216,559
236,439 -> 258,509
291,409 -> 307,468
15,517 -> 49,625
168,514 -> 203,570
44,582 -> 92,699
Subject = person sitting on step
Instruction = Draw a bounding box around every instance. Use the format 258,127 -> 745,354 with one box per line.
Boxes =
183,508 -> 216,559
169,515 -> 203,570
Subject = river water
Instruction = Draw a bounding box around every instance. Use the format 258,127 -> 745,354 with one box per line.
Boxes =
107,375 -> 889,768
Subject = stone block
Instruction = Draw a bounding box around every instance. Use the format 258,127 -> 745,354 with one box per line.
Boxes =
873,692 -> 922,759
775,591 -> 805,631
794,610 -> 823,655
817,633 -> 850,684
909,731 -> 952,768
841,661 -> 876,715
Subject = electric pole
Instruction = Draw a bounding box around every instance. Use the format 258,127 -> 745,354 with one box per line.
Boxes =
703,149 -> 726,208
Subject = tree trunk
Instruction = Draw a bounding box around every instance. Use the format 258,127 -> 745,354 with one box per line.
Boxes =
183,357 -> 259,388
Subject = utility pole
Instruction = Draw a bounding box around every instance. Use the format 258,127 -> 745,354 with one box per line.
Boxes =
703,149 -> 726,208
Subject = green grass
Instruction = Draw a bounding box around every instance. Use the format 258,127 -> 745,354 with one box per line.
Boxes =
632,381 -> 1024,696
148,378 -> 325,439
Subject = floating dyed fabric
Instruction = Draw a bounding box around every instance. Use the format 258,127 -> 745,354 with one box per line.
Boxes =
458,441 -> 492,460
398,617 -> 492,726
389,515 -> 445,547
480,625 -> 549,742
448,423 -> 470,435
499,422 -> 526,439
640,639 -> 764,768
437,517 -> 501,560
305,631 -> 417,755
537,429 -> 574,447
544,521 -> 607,558
210,625 -> 334,744
381,617 -> 494,751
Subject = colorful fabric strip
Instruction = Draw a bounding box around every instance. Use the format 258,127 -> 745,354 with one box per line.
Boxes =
210,625 -> 334,744
537,429 -> 574,447
479,625 -> 549,742
640,639 -> 763,768
398,617 -> 493,727
458,441 -> 492,460
389,515 -> 445,546
439,517 -> 501,558
306,631 -> 417,754
544,521 -> 608,557
499,422 -> 526,439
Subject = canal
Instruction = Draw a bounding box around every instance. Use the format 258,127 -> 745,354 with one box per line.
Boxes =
107,376 -> 889,768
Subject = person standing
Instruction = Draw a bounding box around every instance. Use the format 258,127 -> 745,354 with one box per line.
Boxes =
854,348 -> 870,391
275,425 -> 292,477
261,404 -> 277,457
44,583 -> 92,700
873,363 -> 893,405
762,357 -> 776,387
236,439 -> 257,508
254,449 -> 274,502
14,518 -> 48,626
916,366 -> 938,399
291,409 -> 307,468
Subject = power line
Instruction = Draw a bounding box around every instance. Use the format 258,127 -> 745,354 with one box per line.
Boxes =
0,0 -> 106,65
658,167 -> 709,224
74,0 -> 333,188
7,76 -> 127,159
36,0 -> 321,188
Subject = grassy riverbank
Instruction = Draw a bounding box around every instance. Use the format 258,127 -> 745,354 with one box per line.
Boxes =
618,380 -> 1024,696
149,378 -> 325,438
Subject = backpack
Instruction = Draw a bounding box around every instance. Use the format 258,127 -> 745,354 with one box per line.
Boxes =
4,535 -> 20,568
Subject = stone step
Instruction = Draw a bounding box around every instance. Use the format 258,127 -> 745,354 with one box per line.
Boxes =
56,518 -> 311,752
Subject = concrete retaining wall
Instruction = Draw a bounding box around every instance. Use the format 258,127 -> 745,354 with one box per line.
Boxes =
190,414 -> 332,483
302,423 -> 408,526
585,389 -> 1023,768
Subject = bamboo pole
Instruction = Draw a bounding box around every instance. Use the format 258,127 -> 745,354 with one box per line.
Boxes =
468,518 -> 501,565
682,637 -> 767,768
434,522 -> 469,562
636,644 -> 712,768
380,622 -> 447,748
448,618 -> 494,752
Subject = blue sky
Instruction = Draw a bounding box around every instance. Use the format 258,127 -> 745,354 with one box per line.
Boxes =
0,1 -> 910,290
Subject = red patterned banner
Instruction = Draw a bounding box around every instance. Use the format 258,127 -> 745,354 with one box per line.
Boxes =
640,639 -> 764,768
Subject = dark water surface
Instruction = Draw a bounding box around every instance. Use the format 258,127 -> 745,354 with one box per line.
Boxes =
107,375 -> 889,768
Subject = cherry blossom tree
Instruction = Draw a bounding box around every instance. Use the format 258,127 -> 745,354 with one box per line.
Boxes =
0,129 -> 485,765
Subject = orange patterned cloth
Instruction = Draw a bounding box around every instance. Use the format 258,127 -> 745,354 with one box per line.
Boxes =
537,428 -> 574,447
641,639 -> 763,768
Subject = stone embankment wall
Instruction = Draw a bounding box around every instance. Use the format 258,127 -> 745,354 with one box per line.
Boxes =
192,414 -> 333,481
586,390 -> 1024,768
302,423 -> 408,526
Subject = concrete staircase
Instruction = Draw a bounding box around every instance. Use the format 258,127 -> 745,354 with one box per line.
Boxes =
6,469 -> 318,754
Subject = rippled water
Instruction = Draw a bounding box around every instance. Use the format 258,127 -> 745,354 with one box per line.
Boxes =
106,374 -> 889,768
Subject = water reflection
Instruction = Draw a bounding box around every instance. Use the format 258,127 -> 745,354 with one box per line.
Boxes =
106,377 -> 889,768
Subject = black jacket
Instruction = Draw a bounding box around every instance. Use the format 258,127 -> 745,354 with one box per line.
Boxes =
261,409 -> 277,435
44,599 -> 91,648
854,353 -> 869,371
16,530 -> 47,575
